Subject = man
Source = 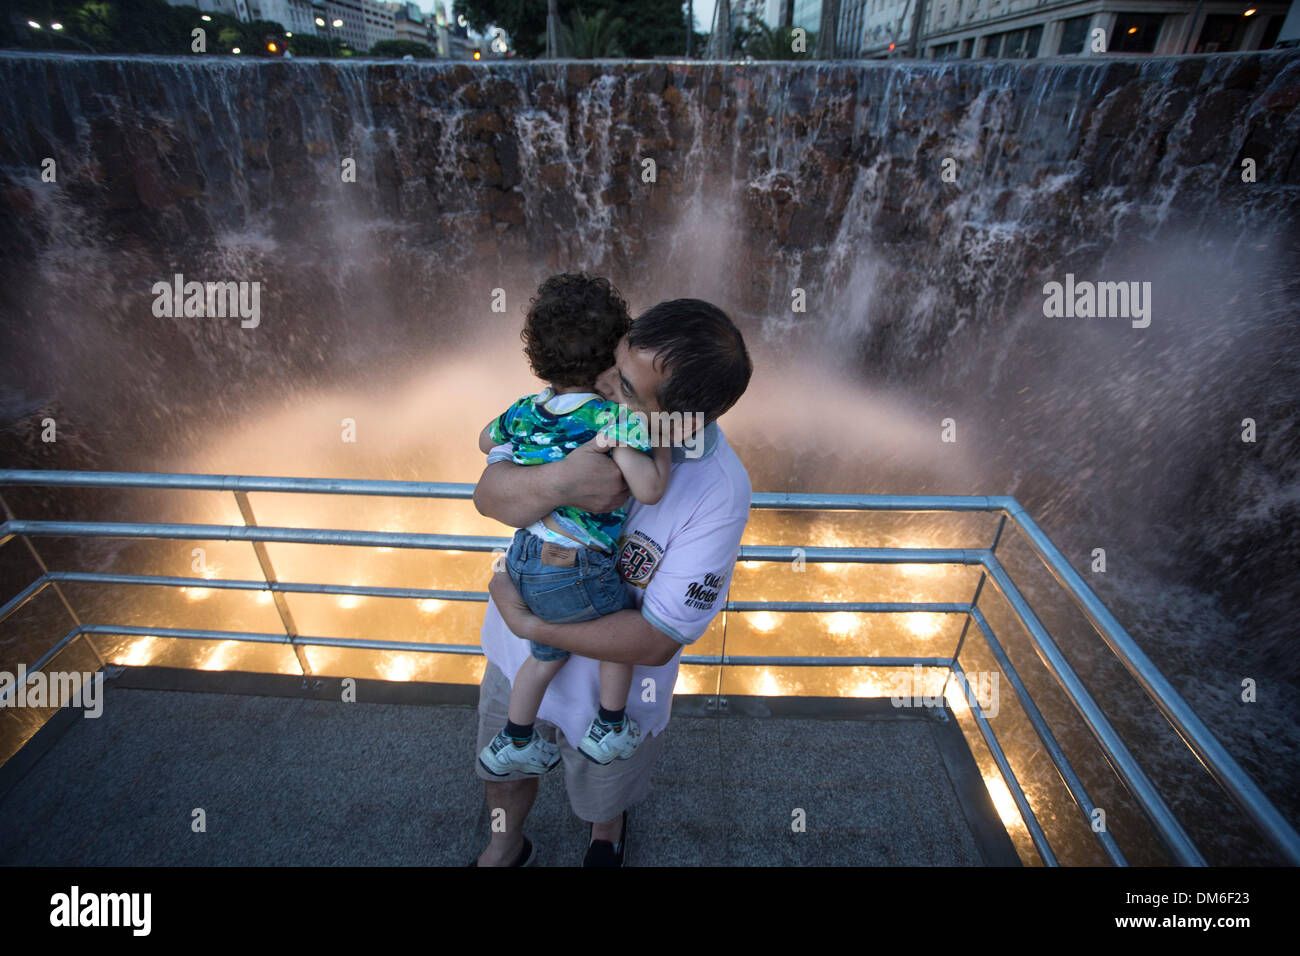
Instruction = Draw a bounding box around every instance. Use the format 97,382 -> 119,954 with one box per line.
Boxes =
470,298 -> 753,866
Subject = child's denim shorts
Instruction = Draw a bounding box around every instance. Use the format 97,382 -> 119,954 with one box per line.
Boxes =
505,528 -> 633,662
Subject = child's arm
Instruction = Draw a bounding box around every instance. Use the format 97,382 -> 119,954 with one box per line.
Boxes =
610,443 -> 672,505
478,422 -> 499,454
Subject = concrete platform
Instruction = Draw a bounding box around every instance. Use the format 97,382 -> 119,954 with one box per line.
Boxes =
0,667 -> 1019,866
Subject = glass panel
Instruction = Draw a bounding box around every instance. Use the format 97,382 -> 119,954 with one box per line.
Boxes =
0,588 -> 76,676
994,524 -> 1279,864
957,599 -> 1118,865
0,636 -> 108,765
744,508 -> 998,551
948,695 -> 1038,865
302,644 -> 484,684
61,577 -> 286,637
718,664 -> 944,699
88,633 -> 302,674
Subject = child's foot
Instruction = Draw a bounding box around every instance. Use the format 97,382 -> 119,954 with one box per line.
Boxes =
478,729 -> 561,776
577,714 -> 643,765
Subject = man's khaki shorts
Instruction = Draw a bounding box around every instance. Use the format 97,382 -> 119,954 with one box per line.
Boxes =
473,660 -> 666,822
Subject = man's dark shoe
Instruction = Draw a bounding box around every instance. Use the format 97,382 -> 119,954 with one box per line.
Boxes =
583,811 -> 628,867
467,836 -> 535,867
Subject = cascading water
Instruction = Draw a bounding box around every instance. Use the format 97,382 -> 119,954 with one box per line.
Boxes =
1,51 -> 1298,862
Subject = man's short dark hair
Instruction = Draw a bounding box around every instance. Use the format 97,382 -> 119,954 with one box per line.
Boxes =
626,299 -> 751,423
523,273 -> 631,388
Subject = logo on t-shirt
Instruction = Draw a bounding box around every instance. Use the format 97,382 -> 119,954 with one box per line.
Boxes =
617,530 -> 664,588
683,572 -> 724,610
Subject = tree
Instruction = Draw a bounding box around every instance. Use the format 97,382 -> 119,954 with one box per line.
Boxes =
557,8 -> 624,58
456,0 -> 546,56
454,0 -> 686,58
288,33 -> 333,57
2,2 -> 298,56
739,15 -> 816,60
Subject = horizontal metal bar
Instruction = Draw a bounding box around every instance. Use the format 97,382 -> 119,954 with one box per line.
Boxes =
996,495 -> 1300,866
750,492 -> 1005,511
707,656 -> 953,667
4,520 -> 511,552
0,470 -> 476,500
42,574 -> 969,615
737,545 -> 987,564
77,626 -> 950,668
967,605 -> 1127,865
726,601 -> 968,613
951,660 -> 1059,866
980,551 -> 1205,866
78,624 -> 485,656
0,473 -> 1005,513
46,571 -> 488,603
4,521 -> 985,563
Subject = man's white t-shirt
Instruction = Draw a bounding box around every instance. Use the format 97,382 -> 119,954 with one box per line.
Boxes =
479,422 -> 751,748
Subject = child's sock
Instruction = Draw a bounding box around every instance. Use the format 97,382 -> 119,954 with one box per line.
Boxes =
503,720 -> 534,746
596,706 -> 625,731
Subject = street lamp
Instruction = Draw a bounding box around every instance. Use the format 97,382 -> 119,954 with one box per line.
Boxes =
26,19 -> 98,52
315,15 -> 344,56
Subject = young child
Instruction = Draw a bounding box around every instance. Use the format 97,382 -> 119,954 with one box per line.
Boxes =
477,273 -> 672,777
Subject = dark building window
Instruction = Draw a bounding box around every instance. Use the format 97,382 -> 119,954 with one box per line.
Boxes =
1058,14 -> 1091,54
1261,14 -> 1284,49
983,25 -> 1043,58
1196,13 -> 1252,52
1111,13 -> 1164,53
1021,24 -> 1043,57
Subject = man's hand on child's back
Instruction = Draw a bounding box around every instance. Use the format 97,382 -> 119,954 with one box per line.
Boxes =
554,436 -> 630,513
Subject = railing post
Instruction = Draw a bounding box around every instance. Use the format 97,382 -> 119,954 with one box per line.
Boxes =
232,491 -> 312,677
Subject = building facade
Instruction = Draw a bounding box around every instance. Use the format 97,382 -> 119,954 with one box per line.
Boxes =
834,0 -> 1292,58
250,0 -> 317,33
793,0 -> 826,32
167,0 -> 252,20
386,1 -> 433,46
307,0 -> 395,51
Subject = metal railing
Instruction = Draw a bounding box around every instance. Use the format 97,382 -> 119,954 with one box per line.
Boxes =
1,468 -> 1297,866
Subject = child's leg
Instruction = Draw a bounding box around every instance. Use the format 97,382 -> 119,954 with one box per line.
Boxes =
507,654 -> 567,726
598,660 -> 635,714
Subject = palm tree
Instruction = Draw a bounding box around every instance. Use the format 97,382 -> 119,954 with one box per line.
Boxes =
557,8 -> 625,59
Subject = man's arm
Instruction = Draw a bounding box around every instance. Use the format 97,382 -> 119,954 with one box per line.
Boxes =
473,436 -> 631,528
489,571 -> 680,666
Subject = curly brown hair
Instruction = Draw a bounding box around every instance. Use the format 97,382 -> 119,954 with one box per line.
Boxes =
522,273 -> 631,388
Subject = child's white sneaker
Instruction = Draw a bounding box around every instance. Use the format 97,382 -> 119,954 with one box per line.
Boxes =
577,715 -> 643,765
478,729 -> 561,776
